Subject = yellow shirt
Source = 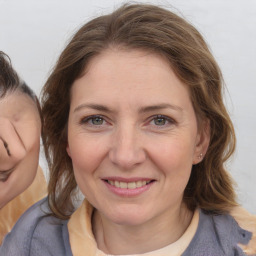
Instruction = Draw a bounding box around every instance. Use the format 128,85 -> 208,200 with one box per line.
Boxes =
0,166 -> 47,244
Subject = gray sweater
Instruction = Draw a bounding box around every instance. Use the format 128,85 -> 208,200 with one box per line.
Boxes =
0,198 -> 252,256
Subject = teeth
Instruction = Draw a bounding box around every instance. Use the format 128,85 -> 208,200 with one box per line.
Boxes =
120,182 -> 127,189
136,181 -> 142,187
114,181 -> 120,188
107,180 -> 151,189
128,182 -> 136,189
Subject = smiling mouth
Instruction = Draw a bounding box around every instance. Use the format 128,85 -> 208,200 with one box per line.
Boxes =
104,180 -> 155,189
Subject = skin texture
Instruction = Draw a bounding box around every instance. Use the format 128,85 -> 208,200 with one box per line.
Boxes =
66,49 -> 210,254
0,91 -> 41,209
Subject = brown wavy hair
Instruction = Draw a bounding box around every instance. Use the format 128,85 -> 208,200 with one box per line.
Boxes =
41,3 -> 237,219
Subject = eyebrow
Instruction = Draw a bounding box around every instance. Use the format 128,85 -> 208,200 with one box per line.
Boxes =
138,103 -> 183,113
74,104 -> 112,113
74,103 -> 183,113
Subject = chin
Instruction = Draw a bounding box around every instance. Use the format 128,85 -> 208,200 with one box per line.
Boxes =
104,205 -> 152,226
112,215 -> 148,226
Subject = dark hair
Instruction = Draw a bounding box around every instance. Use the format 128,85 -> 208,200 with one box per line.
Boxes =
0,51 -> 42,121
42,3 -> 237,219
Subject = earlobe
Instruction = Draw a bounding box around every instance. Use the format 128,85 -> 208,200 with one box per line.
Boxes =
193,119 -> 210,165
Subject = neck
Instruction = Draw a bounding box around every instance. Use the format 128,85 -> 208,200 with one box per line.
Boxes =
92,203 -> 193,255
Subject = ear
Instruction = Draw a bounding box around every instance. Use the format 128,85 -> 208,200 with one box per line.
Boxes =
193,119 -> 210,165
66,143 -> 71,157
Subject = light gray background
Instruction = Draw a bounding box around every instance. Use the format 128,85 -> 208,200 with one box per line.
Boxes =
0,0 -> 255,213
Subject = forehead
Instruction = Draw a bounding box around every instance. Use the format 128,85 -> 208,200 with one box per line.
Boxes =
70,49 -> 193,111
0,90 -> 40,121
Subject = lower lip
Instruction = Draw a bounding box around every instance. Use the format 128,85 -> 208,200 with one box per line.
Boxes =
104,181 -> 155,197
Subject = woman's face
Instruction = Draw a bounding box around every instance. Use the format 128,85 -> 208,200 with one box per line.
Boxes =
0,91 -> 41,208
67,49 -> 209,226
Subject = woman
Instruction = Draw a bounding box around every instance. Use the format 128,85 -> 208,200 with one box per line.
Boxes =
1,3 -> 255,255
0,52 -> 46,243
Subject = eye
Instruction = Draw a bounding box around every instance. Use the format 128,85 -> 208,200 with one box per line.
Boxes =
153,116 -> 167,126
148,115 -> 176,127
90,116 -> 104,125
80,115 -> 106,126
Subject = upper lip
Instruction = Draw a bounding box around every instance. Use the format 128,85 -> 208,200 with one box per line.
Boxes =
102,176 -> 155,182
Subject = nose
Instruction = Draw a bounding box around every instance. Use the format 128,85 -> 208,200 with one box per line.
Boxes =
0,117 -> 26,172
109,125 -> 146,170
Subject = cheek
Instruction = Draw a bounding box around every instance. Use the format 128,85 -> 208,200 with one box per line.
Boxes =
15,119 -> 41,151
23,127 -> 41,150
147,136 -> 195,193
68,135 -> 106,176
149,136 -> 196,170
68,137 -> 107,200
16,138 -> 41,186
0,144 -> 40,208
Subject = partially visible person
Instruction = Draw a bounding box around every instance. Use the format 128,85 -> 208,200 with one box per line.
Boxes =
0,51 -> 46,244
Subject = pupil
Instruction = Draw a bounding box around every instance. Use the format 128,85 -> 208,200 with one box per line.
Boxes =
154,118 -> 165,125
92,117 -> 103,125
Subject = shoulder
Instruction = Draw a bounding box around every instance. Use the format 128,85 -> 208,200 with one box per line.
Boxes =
0,166 -> 47,244
0,197 -> 72,256
183,209 -> 255,256
230,206 -> 256,255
